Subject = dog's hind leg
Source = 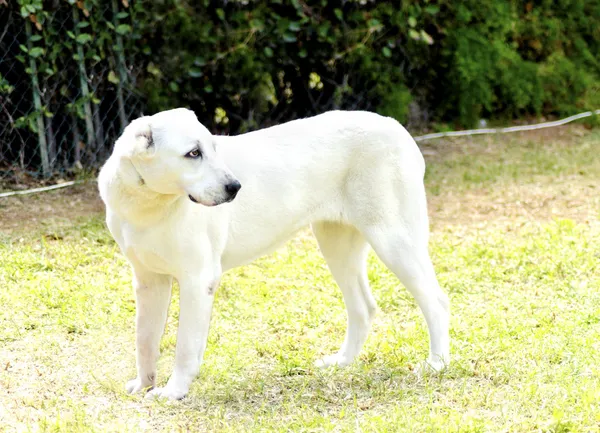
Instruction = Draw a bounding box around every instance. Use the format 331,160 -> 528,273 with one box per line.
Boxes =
312,221 -> 377,368
363,224 -> 450,372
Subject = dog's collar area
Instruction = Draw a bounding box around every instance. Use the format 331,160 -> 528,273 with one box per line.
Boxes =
134,169 -> 146,186
127,158 -> 146,187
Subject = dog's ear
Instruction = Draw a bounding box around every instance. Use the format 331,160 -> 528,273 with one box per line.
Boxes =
120,116 -> 156,159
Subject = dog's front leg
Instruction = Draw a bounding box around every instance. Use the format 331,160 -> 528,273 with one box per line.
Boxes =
146,272 -> 219,400
126,269 -> 173,395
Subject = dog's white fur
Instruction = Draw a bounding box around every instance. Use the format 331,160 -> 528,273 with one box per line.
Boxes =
98,108 -> 450,400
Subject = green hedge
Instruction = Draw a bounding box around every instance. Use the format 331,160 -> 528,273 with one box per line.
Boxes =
130,0 -> 599,130
8,0 -> 600,138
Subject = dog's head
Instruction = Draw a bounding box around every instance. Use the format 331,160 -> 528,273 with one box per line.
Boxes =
118,108 -> 240,206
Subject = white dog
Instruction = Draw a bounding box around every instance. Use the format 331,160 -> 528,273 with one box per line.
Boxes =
98,108 -> 449,400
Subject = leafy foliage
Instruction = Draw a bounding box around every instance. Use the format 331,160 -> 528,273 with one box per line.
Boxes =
131,0 -> 600,129
1,0 -> 599,178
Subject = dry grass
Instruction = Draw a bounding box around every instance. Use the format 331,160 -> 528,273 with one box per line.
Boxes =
1,125 -> 599,432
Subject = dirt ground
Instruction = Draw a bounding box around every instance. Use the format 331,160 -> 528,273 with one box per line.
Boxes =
0,176 -> 597,235
0,183 -> 105,234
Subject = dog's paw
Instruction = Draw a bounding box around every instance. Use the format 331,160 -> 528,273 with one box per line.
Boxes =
125,377 -> 153,395
145,385 -> 187,401
314,354 -> 351,369
415,358 -> 448,377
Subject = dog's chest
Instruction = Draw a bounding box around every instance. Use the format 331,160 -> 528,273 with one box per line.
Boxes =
121,224 -> 180,275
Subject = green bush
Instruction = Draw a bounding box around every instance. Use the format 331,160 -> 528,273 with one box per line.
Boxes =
6,0 -> 600,153
132,0 -> 599,129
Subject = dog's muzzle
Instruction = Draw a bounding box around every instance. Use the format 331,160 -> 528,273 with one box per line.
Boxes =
188,181 -> 241,205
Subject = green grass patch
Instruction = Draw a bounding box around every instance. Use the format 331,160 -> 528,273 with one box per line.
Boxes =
1,128 -> 600,431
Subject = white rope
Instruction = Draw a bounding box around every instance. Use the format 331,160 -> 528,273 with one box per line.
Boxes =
413,108 -> 600,142
0,108 -> 598,198
0,180 -> 84,198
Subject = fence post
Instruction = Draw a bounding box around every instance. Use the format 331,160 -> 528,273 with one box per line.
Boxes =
71,113 -> 81,168
25,19 -> 50,177
72,6 -> 96,164
112,0 -> 128,132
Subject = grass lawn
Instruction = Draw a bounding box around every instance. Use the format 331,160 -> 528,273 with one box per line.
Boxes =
1,125 -> 600,432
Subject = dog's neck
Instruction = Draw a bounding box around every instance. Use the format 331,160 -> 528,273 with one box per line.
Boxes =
99,154 -> 182,226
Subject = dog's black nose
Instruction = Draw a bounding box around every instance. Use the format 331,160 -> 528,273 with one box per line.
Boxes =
225,181 -> 241,197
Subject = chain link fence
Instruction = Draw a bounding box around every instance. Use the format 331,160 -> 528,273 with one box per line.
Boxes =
2,1 -> 599,194
0,1 -> 393,193
0,1 -> 144,191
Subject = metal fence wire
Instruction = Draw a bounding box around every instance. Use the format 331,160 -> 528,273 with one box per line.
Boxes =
0,1 -> 389,192
0,1 -> 144,189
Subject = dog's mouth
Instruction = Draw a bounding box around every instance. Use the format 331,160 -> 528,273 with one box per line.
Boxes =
188,194 -> 236,206
187,195 -> 219,207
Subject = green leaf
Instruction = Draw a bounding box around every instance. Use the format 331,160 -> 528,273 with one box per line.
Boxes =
147,63 -> 161,77
76,21 -> 90,29
188,67 -> 203,78
28,117 -> 37,132
76,34 -> 93,44
116,12 -> 129,19
19,45 -> 28,53
216,8 -> 225,20
169,81 -> 179,92
116,24 -> 132,35
250,19 -> 265,31
264,47 -> 274,58
318,23 -> 329,38
29,47 -> 44,58
420,29 -> 434,45
67,31 -> 76,39
30,35 -> 42,42
425,5 -> 440,15
382,46 -> 392,58
409,29 -> 420,40
298,48 -> 307,58
282,32 -> 297,43
204,84 -> 213,93
288,21 -> 300,31
276,19 -> 290,34
334,8 -> 343,21
107,70 -> 120,84
408,17 -> 417,28
193,57 -> 206,66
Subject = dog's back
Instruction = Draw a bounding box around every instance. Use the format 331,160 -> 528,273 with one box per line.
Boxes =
217,110 -> 428,269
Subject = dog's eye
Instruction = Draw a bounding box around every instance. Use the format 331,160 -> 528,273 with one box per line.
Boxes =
185,148 -> 202,159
